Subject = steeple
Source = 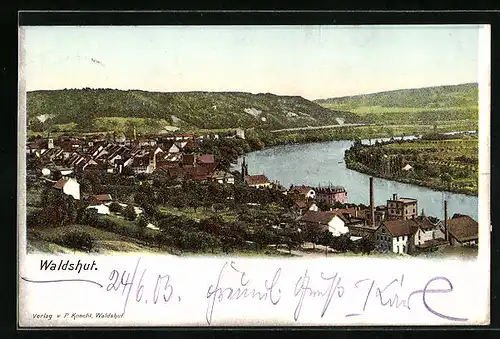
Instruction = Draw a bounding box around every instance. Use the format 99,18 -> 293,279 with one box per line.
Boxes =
241,156 -> 248,178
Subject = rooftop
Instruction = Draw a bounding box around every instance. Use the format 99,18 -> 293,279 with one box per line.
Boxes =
299,210 -> 336,225
244,174 -> 270,186
447,215 -> 478,242
388,197 -> 417,204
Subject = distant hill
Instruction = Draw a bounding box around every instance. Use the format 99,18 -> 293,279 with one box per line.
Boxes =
315,83 -> 479,124
26,89 -> 362,132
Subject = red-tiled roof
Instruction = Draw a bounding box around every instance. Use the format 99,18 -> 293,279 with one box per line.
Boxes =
198,154 -> 215,164
92,194 -> 112,202
244,174 -> 270,186
413,216 -> 437,230
53,179 -> 68,189
325,210 -> 350,223
447,215 -> 478,242
382,219 -> 419,237
295,201 -> 308,209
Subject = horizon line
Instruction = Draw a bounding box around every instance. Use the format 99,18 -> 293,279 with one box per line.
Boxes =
25,81 -> 479,100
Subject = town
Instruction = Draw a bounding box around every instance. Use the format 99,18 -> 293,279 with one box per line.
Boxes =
25,130 -> 478,257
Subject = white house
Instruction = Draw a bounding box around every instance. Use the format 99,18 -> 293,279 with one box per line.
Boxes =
402,164 -> 413,171
87,204 -> 110,215
236,128 -> 245,139
298,211 -> 349,237
309,202 -> 319,212
374,220 -> 416,254
41,168 -> 51,176
53,178 -> 80,200
146,223 -> 160,231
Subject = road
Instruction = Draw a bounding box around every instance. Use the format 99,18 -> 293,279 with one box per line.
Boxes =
270,123 -> 372,133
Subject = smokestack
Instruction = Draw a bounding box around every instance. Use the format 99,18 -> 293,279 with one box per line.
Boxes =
444,200 -> 449,243
393,193 -> 397,200
370,177 -> 375,226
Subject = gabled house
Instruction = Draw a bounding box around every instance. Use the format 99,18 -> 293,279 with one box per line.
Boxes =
161,141 -> 181,153
294,201 -> 319,216
413,215 -> 445,248
131,156 -> 152,174
447,214 -> 478,246
288,185 -> 315,201
52,178 -> 80,200
375,219 -> 418,254
198,154 -> 215,166
244,174 -> 271,188
298,210 -> 349,237
88,194 -> 113,205
374,214 -> 447,254
212,170 -> 235,185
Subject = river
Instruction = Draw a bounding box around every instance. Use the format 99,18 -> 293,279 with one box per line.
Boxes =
236,136 -> 478,221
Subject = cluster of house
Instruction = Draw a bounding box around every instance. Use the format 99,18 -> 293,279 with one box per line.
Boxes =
26,133 -> 239,184
295,177 -> 478,255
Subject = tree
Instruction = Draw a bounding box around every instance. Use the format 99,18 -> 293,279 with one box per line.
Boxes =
82,208 -> 99,227
109,202 -> 123,213
316,200 -> 331,212
121,166 -> 135,176
136,214 -> 148,228
123,205 -> 137,221
135,215 -> 149,237
440,172 -> 453,189
330,234 -> 353,253
200,216 -> 222,235
282,223 -> 303,254
154,232 -> 174,251
252,226 -> 275,251
303,225 -> 322,249
318,229 -> 335,256
58,231 -> 95,253
356,237 -> 375,255
52,170 -> 62,181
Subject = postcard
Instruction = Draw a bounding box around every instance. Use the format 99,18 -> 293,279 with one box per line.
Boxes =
18,23 -> 491,327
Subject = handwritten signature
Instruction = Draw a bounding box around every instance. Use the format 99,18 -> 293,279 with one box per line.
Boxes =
292,271 -> 468,322
206,261 -> 281,325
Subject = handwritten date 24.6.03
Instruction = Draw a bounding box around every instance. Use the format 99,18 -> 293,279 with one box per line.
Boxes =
106,258 -> 175,315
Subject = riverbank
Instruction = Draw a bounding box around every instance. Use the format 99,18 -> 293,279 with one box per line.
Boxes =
250,121 -> 477,150
344,160 -> 477,196
343,136 -> 478,196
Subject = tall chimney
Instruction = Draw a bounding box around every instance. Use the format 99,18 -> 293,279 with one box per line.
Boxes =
393,193 -> 397,200
370,177 -> 375,226
444,200 -> 449,243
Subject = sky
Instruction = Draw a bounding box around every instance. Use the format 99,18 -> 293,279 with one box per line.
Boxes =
20,25 -> 483,100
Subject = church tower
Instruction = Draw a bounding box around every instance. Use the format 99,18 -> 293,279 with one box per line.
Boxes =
241,156 -> 249,178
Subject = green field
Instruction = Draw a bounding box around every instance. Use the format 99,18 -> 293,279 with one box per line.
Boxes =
315,83 -> 478,125
345,135 -> 478,195
28,224 -> 161,254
